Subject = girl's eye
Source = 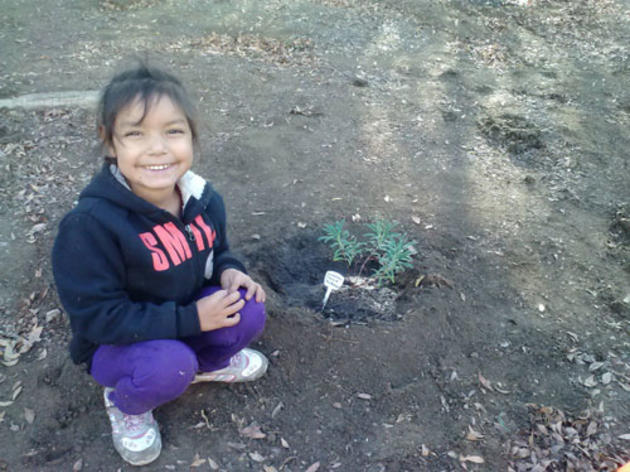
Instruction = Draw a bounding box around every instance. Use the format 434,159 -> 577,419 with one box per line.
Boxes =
124,130 -> 142,137
167,128 -> 185,135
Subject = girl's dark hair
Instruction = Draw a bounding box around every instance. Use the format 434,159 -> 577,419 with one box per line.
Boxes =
98,64 -> 199,149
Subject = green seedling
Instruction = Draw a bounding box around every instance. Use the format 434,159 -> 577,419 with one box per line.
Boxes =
319,219 -> 417,286
372,233 -> 416,285
364,219 -> 401,253
318,220 -> 364,267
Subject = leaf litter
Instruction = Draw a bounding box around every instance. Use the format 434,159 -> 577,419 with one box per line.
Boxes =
507,403 -> 627,470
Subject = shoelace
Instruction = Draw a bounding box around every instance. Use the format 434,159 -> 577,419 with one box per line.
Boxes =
230,353 -> 243,367
122,412 -> 148,432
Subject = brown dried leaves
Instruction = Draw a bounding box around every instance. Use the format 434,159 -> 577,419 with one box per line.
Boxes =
0,322 -> 43,368
166,33 -> 317,68
508,404 -> 625,470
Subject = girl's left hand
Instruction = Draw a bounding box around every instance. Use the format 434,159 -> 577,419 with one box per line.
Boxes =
220,268 -> 266,303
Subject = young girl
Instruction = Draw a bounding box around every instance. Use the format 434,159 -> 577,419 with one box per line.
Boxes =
52,65 -> 268,466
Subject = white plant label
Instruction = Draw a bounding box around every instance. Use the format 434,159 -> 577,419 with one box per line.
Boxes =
322,271 -> 344,311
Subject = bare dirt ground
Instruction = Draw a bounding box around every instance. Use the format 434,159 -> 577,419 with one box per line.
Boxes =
1,0 -> 630,470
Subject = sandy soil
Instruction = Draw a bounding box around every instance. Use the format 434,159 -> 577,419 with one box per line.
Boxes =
1,0 -> 630,470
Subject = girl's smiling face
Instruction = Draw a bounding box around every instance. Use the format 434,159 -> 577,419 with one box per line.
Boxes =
107,94 -> 194,207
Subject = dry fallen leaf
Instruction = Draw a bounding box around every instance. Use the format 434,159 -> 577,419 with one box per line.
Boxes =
207,457 -> 219,470
37,348 -> 47,361
227,441 -> 246,450
494,384 -> 510,394
357,393 -> 372,400
12,385 -> 23,401
601,372 -> 613,385
478,372 -> 493,391
263,466 -> 278,472
583,375 -> 597,387
511,447 -> 530,459
72,458 -> 83,471
45,309 -> 61,323
440,395 -> 449,412
28,222 -> 47,235
466,426 -> 485,441
271,401 -> 284,419
18,325 -> 43,354
0,339 -> 20,366
305,462 -> 320,472
199,409 -> 213,430
618,433 -> 630,440
190,454 -> 206,467
421,444 -> 431,456
248,451 -> 265,462
24,408 -> 35,424
460,455 -> 485,464
414,275 -> 425,287
0,357 -> 19,367
280,437 -> 290,449
239,423 -> 266,439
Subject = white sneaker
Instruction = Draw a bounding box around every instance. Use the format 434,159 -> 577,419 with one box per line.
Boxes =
192,348 -> 268,383
104,388 -> 162,466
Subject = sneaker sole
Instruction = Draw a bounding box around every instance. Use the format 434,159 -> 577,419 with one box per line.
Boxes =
116,432 -> 162,466
192,350 -> 269,384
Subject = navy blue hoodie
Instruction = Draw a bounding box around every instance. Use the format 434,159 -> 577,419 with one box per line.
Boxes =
52,164 -> 246,366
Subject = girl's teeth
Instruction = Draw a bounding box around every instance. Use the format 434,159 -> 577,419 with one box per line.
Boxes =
146,164 -> 170,170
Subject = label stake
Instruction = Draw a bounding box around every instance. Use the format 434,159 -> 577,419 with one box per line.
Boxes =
321,271 -> 344,311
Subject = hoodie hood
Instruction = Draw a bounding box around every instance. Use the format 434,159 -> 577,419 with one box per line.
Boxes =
79,163 -> 213,223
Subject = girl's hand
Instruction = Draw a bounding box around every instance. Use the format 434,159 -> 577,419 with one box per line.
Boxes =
196,290 -> 244,331
220,268 -> 266,303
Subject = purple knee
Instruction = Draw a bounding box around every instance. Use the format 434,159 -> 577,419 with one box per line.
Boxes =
147,341 -> 199,387
238,290 -> 266,341
126,341 -> 198,407
93,340 -> 199,414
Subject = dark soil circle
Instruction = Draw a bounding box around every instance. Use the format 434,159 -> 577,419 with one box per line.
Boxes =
247,232 -> 408,322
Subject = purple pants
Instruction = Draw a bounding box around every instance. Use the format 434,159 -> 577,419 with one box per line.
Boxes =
90,286 -> 265,415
